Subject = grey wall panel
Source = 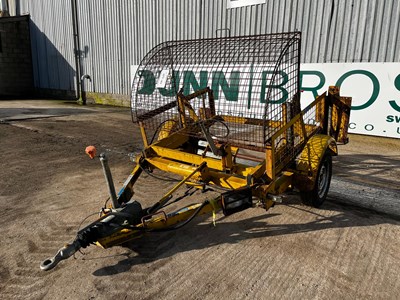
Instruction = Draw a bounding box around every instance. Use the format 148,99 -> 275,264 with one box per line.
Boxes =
18,0 -> 75,91
10,0 -> 400,95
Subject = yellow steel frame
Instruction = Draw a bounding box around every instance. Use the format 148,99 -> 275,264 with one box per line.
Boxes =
95,86 -> 351,248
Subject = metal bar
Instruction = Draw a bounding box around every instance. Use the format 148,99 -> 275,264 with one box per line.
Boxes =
145,156 -> 251,190
199,122 -> 220,156
150,145 -> 225,170
147,161 -> 207,214
139,121 -> 149,148
117,164 -> 143,205
99,153 -> 119,208
137,101 -> 177,122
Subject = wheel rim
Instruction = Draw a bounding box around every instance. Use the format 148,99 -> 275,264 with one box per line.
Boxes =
317,161 -> 330,198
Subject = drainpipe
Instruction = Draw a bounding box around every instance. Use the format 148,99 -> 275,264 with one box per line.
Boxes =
71,0 -> 82,101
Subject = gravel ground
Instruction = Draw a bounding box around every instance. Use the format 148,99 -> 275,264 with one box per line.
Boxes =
0,100 -> 399,300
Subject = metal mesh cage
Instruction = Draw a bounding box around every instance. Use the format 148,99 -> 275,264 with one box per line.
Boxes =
131,32 -> 301,151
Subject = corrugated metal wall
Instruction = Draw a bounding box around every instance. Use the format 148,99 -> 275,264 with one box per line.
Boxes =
13,0 -> 76,91
11,0 -> 400,96
0,0 -> 8,12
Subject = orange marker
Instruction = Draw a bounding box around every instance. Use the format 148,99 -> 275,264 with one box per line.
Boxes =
85,145 -> 97,159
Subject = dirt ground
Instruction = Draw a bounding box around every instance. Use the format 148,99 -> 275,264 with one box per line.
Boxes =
0,100 -> 399,300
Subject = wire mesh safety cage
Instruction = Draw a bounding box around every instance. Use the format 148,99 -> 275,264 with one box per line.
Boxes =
131,32 -> 301,151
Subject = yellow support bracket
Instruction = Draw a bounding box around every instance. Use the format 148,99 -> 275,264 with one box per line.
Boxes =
147,161 -> 208,213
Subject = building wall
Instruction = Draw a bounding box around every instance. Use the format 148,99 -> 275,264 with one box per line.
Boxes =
0,15 -> 33,98
7,0 -> 400,102
18,0 -> 76,96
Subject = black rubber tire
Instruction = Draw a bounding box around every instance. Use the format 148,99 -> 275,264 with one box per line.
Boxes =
300,153 -> 332,208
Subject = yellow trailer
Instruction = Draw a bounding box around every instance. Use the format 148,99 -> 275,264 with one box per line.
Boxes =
40,32 -> 351,271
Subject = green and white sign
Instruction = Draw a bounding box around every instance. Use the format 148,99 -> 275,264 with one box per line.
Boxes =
301,63 -> 400,139
132,62 -> 400,139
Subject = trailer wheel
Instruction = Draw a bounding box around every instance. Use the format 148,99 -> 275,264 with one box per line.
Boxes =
300,153 -> 332,207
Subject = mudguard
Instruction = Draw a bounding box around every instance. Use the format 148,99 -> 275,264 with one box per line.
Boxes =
157,119 -> 179,141
294,134 -> 337,191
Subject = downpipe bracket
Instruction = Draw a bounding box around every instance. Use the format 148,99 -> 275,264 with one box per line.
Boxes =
80,74 -> 92,105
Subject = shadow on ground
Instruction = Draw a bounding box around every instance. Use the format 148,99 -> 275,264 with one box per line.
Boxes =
334,153 -> 400,192
92,197 -> 398,277
0,107 -> 94,122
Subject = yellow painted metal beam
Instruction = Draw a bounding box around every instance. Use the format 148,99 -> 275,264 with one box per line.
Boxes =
145,156 -> 207,180
150,145 -> 226,171
145,156 -> 251,190
96,200 -> 222,248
